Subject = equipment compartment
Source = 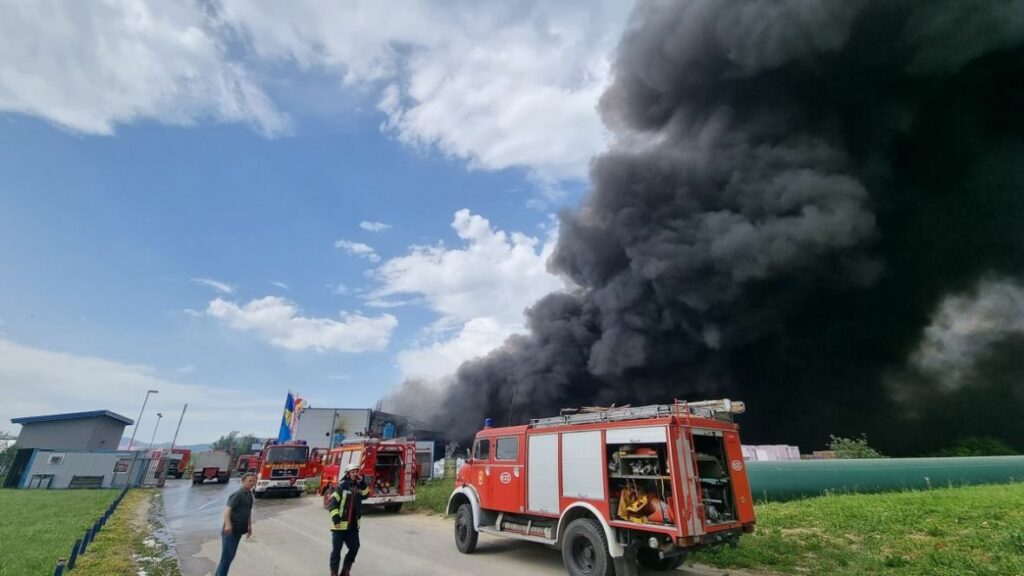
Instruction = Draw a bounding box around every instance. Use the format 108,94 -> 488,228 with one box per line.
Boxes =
606,443 -> 676,526
691,431 -> 737,525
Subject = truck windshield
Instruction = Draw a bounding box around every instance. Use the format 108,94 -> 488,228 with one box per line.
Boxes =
266,446 -> 309,463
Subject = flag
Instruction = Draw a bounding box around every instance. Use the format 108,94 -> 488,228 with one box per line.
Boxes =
278,391 -> 295,442
290,396 -> 308,437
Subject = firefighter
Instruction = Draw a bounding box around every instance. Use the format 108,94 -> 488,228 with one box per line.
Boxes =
328,462 -> 370,576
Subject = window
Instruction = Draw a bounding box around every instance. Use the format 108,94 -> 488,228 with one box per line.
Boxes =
47,453 -> 65,465
495,437 -> 519,461
473,438 -> 490,461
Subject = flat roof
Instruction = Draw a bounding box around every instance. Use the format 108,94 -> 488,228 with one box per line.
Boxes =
11,410 -> 134,426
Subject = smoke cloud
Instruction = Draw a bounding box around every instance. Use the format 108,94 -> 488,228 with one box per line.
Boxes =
390,0 -> 1024,454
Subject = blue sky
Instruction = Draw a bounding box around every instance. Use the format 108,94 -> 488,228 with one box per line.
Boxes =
0,1 -> 631,443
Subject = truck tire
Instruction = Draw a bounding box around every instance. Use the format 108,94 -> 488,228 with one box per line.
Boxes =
384,503 -> 403,513
637,548 -> 687,571
454,503 -> 479,554
562,518 -> 614,576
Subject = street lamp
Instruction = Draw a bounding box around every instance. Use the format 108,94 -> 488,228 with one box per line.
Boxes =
148,413 -> 164,449
128,389 -> 158,450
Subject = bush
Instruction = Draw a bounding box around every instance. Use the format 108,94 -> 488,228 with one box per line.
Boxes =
827,434 -> 886,459
931,436 -> 1019,457
304,476 -> 322,495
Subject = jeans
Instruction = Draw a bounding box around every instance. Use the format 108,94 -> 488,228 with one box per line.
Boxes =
216,530 -> 244,576
329,528 -> 360,573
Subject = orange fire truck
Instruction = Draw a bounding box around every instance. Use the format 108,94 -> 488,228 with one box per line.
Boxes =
446,399 -> 755,576
319,438 -> 418,513
253,439 -> 319,498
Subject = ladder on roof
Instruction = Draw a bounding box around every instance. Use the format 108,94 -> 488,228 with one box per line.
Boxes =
528,399 -> 744,428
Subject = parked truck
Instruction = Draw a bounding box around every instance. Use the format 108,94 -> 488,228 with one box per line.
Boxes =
235,454 -> 259,475
447,399 -> 755,576
319,437 -> 418,512
165,448 -> 191,479
192,450 -> 231,485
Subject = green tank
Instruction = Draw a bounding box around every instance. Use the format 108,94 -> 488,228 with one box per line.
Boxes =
746,456 -> 1024,501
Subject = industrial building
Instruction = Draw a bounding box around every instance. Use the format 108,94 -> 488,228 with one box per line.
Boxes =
4,410 -> 149,489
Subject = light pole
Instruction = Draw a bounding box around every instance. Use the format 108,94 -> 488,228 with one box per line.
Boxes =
148,413 -> 164,449
128,389 -> 159,450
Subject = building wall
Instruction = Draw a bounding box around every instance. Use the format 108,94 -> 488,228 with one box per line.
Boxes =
294,408 -> 372,449
21,450 -> 137,489
15,418 -> 127,451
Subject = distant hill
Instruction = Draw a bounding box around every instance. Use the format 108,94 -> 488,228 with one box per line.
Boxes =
118,436 -> 211,452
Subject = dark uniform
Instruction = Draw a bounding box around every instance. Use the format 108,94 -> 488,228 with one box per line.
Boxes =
328,475 -> 370,576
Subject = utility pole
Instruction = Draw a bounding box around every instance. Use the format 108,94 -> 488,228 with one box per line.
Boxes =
127,389 -> 158,487
128,389 -> 159,450
159,404 -> 188,486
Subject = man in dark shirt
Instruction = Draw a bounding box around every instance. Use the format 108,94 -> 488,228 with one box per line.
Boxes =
216,472 -> 255,576
328,463 -> 370,576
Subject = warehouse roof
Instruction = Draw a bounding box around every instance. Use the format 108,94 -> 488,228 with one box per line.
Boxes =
11,410 -> 134,426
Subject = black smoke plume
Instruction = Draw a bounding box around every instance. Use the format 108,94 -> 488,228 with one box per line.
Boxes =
396,0 -> 1024,454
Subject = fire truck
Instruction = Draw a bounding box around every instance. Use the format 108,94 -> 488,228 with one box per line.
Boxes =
253,439 -> 318,498
319,437 -> 418,513
446,399 -> 756,576
235,454 -> 259,475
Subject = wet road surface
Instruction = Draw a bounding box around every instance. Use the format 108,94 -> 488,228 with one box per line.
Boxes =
162,478 -> 758,576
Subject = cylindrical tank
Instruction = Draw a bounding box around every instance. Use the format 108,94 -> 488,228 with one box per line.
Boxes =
746,456 -> 1024,501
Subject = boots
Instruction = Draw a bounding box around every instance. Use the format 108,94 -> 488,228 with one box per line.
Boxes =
340,560 -> 353,576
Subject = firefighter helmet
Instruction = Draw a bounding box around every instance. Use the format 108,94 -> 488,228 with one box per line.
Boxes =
344,462 -> 360,473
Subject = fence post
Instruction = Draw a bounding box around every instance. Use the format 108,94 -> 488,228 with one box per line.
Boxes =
53,559 -> 66,576
80,528 -> 91,554
67,539 -> 82,569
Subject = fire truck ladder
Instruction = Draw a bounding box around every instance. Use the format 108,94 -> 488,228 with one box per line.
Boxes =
529,399 -> 743,428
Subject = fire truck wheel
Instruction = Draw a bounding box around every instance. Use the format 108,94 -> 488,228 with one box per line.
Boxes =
454,503 -> 478,554
636,548 -> 686,571
562,518 -> 613,576
384,503 -> 403,513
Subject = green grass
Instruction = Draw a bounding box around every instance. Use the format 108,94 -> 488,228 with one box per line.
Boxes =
74,490 -> 180,576
0,488 -> 118,576
409,477 -> 455,515
695,482 -> 1024,576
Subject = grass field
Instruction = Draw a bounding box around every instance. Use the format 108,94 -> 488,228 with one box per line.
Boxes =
410,477 -> 455,515
0,488 -> 118,576
409,479 -> 1024,575
696,482 -> 1024,576
73,490 -> 180,576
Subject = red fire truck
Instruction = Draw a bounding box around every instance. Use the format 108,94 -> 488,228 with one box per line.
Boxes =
253,440 -> 318,498
319,438 -> 418,513
235,454 -> 259,475
446,399 -> 756,576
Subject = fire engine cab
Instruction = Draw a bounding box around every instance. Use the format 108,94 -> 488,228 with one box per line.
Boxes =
320,437 -> 418,513
446,399 -> 755,576
253,439 -> 317,498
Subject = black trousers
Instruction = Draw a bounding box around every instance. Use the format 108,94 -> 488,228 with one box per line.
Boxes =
330,528 -> 360,572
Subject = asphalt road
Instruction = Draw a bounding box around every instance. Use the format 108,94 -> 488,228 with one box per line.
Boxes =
162,478 -> 757,576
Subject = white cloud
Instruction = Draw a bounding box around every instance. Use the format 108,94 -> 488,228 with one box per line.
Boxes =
0,338 -> 280,444
374,209 -> 564,324
360,221 -> 392,233
396,317 -> 511,382
206,296 -> 396,353
335,240 -> 381,263
191,277 -> 235,294
176,364 -> 196,374
327,284 -> 351,296
373,209 -> 565,381
0,1 -> 287,136
271,281 -> 290,290
218,0 -> 629,181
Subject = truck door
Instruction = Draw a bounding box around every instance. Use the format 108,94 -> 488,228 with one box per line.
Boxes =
470,437 -> 492,509
488,435 -> 525,514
